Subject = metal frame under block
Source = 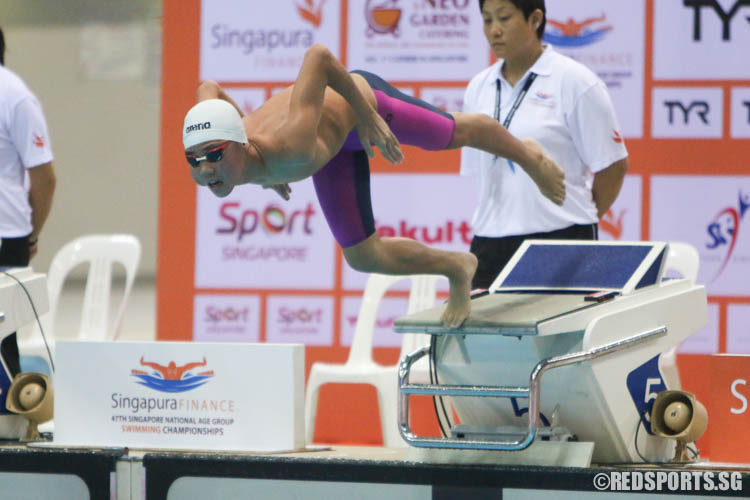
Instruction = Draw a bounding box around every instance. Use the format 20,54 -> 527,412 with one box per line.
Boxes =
397,326 -> 667,450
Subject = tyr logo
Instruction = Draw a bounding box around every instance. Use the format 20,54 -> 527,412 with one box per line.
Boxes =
683,0 -> 750,41
664,100 -> 710,124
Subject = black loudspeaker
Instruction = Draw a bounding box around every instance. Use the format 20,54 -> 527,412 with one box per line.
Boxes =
5,372 -> 53,440
650,390 -> 708,462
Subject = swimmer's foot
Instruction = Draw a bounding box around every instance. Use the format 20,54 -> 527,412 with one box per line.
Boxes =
440,252 -> 478,329
518,138 -> 566,205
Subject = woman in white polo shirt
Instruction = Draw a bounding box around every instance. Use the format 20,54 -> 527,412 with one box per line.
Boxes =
463,0 -> 629,289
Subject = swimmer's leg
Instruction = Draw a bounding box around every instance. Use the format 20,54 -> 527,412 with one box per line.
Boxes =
343,233 -> 477,329
448,112 -> 566,205
350,70 -> 456,151
350,70 -> 565,204
312,149 -> 477,327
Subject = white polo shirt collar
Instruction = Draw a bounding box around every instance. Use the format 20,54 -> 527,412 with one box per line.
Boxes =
495,45 -> 555,87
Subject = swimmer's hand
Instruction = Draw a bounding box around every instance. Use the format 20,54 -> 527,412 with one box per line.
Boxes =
356,109 -> 404,165
263,183 -> 292,201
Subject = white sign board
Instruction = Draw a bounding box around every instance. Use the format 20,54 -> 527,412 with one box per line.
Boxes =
651,87 -> 724,139
53,341 -> 304,452
266,295 -> 334,346
194,179 -> 336,289
200,0 -> 341,82
346,0 -> 489,81
653,0 -> 750,80
545,0 -> 646,138
650,176 -> 750,296
193,294 -> 261,343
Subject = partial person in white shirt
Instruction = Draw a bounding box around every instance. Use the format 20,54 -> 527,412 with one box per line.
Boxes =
0,26 -> 56,377
462,0 -> 628,289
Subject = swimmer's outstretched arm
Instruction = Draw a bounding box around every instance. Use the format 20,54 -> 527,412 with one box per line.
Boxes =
197,80 -> 244,116
285,44 -> 403,164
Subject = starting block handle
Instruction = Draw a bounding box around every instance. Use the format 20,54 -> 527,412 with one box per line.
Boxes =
398,325 -> 667,451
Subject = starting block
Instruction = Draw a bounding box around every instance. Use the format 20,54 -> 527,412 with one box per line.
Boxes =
394,240 -> 708,464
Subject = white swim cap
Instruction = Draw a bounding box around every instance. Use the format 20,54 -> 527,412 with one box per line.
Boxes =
182,99 -> 247,149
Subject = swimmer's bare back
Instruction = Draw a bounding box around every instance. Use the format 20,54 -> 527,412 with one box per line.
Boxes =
237,60 -> 401,185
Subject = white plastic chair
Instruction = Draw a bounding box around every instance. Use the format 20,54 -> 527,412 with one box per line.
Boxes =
661,241 -> 700,390
664,241 -> 700,282
305,274 -> 438,447
19,234 -> 142,364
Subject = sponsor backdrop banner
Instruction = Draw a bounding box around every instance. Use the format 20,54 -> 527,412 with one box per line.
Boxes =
650,176 -> 750,296
347,0 -> 487,81
200,0 -> 342,82
193,294 -> 261,343
544,0 -> 645,138
194,180 -> 335,289
159,0 -> 750,448
651,87 -> 724,139
266,295 -> 334,346
653,0 -> 750,80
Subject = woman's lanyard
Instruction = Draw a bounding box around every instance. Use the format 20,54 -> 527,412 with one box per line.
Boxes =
494,72 -> 538,168
494,72 -> 538,127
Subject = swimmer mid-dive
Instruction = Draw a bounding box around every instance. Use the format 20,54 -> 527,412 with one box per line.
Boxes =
183,43 -> 565,328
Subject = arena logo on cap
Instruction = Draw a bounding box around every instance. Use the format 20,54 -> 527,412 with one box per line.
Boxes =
185,121 -> 211,134
365,0 -> 403,37
131,356 -> 215,393
217,201 -> 316,241
544,14 -> 613,47
705,191 -> 750,281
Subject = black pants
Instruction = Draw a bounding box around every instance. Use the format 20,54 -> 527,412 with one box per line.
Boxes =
0,235 -> 31,377
470,223 -> 599,289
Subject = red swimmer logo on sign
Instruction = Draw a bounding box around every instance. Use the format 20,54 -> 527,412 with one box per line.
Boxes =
545,14 -> 613,47
131,356 -> 214,393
